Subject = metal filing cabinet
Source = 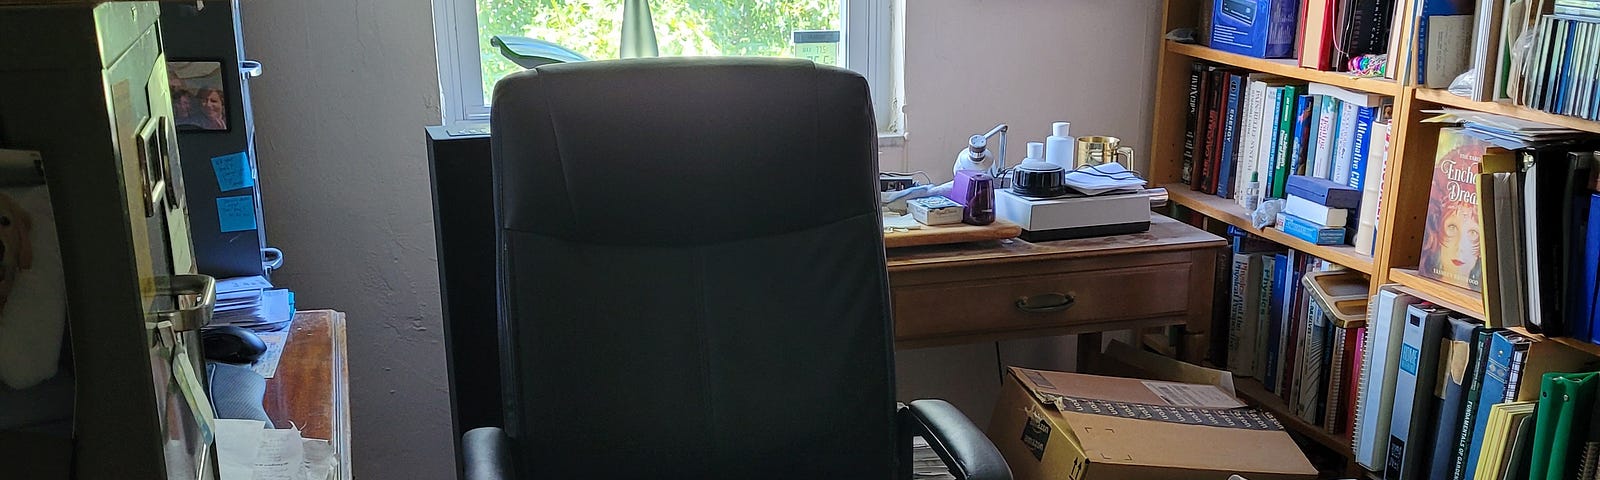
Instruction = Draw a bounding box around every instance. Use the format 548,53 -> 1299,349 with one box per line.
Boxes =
161,0 -> 271,280
0,2 -> 216,478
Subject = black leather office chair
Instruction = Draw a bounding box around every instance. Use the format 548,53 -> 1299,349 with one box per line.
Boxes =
462,57 -> 1010,480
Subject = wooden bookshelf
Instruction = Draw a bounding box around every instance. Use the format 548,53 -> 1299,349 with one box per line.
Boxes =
1165,41 -> 1403,96
1414,87 -> 1600,135
1508,326 -> 1600,358
1147,0 -> 1600,474
1388,267 -> 1487,319
1234,377 -> 1355,457
1165,184 -> 1377,274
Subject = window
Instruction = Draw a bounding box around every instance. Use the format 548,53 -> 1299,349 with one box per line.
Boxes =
432,0 -> 895,130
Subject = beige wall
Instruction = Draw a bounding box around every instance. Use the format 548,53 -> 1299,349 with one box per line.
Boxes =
241,0 -> 1162,477
887,0 -> 1163,181
240,0 -> 456,478
889,0 -> 1163,426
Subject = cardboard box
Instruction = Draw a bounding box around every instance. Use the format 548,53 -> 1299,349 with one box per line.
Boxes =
1209,0 -> 1300,58
988,365 -> 1317,480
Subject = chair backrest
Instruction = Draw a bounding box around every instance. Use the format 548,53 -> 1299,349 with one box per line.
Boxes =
490,57 -> 895,479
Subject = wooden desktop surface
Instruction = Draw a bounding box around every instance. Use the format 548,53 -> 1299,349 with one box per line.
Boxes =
887,214 -> 1225,269
262,309 -> 352,479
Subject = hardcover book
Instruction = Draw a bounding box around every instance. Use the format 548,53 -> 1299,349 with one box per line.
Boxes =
1218,72 -> 1246,198
1418,128 -> 1490,293
1385,303 -> 1450,480
1182,62 -> 1205,185
1354,287 -> 1423,471
1425,316 -> 1484,480
1271,85 -> 1299,198
1451,328 -> 1499,480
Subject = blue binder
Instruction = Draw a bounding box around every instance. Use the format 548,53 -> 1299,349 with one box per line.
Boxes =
1386,303 -> 1449,480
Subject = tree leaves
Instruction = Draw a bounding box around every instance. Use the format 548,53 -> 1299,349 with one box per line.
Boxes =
472,0 -> 842,101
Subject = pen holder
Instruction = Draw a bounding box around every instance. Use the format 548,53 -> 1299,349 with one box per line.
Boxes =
1075,136 -> 1136,170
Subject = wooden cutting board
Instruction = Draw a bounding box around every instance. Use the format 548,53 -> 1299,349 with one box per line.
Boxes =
883,219 -> 1022,248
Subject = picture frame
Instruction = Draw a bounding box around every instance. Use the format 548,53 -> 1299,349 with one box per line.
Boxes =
167,60 -> 229,132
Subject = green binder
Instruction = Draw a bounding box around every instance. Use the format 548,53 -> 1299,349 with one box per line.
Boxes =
1529,371 -> 1599,480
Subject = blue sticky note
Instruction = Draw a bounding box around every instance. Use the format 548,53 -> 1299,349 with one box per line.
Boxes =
211,152 -> 254,192
216,195 -> 257,233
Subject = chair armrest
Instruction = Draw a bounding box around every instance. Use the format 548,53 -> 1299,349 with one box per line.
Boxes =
904,399 -> 1012,480
463,427 -> 515,480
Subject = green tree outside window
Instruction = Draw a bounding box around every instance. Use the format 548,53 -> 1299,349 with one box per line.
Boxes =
476,0 -> 842,99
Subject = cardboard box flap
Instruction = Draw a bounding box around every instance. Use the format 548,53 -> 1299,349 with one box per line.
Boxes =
1093,340 -> 1237,396
1009,367 -> 1245,410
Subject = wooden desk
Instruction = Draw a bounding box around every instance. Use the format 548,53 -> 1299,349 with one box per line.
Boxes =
886,215 -> 1227,363
263,310 -> 352,479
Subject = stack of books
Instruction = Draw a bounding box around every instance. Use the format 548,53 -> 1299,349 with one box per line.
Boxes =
1279,175 -> 1360,246
1406,114 -> 1600,341
1202,0 -> 1408,78
1448,0 -> 1600,117
1182,68 -> 1393,253
1351,287 -> 1598,480
1223,229 -> 1367,433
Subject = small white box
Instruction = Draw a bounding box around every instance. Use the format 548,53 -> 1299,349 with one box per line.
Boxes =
1285,195 -> 1349,228
907,196 -> 964,226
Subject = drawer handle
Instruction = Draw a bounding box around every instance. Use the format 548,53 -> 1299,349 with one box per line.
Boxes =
1015,293 -> 1076,314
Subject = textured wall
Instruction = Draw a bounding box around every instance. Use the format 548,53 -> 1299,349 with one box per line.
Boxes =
238,0 -> 1161,476
238,0 -> 455,478
893,0 -> 1163,181
889,0 -> 1164,427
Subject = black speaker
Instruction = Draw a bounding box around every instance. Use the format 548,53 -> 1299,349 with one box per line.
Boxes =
425,124 -> 500,477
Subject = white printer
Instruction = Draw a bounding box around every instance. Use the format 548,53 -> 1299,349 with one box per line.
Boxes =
995,189 -> 1151,242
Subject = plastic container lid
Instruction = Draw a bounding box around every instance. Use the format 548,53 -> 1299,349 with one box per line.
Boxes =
1052,122 -> 1071,137
1026,141 -> 1044,160
1301,270 -> 1370,328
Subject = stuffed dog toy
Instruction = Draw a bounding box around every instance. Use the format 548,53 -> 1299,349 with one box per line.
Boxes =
0,192 -> 32,313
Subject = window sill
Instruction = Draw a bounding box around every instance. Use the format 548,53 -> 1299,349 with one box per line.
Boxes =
878,131 -> 906,147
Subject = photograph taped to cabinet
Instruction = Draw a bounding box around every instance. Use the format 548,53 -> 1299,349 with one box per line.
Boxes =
168,61 -> 229,132
0,183 -> 67,391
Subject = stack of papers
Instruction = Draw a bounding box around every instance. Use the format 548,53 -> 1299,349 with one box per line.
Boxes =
1423,109 -> 1591,149
1062,163 -> 1148,196
209,276 -> 297,378
213,276 -> 296,330
216,419 -> 338,480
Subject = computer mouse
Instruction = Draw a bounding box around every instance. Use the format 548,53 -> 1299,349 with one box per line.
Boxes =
202,325 -> 268,365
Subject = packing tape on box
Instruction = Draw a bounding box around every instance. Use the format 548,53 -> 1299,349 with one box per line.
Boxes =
1039,393 -> 1286,431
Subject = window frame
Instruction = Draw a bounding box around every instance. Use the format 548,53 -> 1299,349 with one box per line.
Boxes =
430,0 -> 896,130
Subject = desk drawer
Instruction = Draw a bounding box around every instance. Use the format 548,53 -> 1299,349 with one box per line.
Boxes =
892,262 -> 1192,341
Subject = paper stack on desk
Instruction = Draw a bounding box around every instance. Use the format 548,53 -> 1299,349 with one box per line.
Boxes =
216,419 -> 338,480
209,276 -> 297,378
1062,163 -> 1148,196
213,276 -> 296,330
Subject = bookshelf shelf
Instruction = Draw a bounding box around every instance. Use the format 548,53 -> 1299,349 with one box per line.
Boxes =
1234,377 -> 1355,457
1507,326 -> 1600,358
1165,41 -> 1403,97
1414,88 -> 1600,135
1165,184 -> 1376,274
1388,268 -> 1486,319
